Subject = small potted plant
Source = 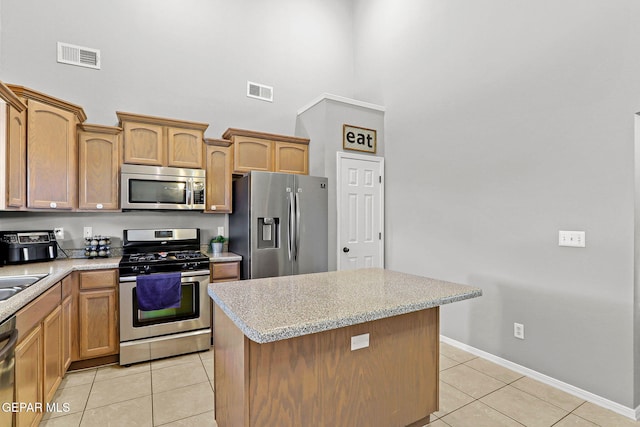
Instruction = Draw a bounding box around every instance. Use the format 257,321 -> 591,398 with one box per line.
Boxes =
210,235 -> 227,254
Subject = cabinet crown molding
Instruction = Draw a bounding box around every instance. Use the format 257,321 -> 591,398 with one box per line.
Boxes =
78,123 -> 122,134
116,111 -> 209,131
204,138 -> 232,147
0,80 -> 27,111
7,84 -> 87,122
222,128 -> 310,145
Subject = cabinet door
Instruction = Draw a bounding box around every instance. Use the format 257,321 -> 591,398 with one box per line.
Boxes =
78,288 -> 118,359
61,294 -> 73,371
26,99 -> 77,210
167,127 -> 203,168
274,141 -> 308,175
122,121 -> 164,166
42,305 -> 63,404
205,144 -> 232,213
78,129 -> 120,210
233,136 -> 273,173
15,326 -> 43,427
7,104 -> 27,208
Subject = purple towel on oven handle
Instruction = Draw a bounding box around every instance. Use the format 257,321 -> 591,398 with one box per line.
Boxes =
136,272 -> 182,311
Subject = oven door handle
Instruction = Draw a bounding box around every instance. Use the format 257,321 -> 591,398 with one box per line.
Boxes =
119,269 -> 210,283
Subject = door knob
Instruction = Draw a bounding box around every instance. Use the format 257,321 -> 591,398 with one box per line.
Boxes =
343,247 -> 350,253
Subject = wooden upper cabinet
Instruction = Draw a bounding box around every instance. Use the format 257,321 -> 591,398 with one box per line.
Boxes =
7,85 -> 86,211
0,80 -> 28,210
122,121 -> 164,166
275,141 -> 308,175
117,111 -> 208,168
78,124 -> 122,211
222,128 -> 310,175
168,127 -> 203,168
204,138 -> 232,213
233,136 -> 272,173
26,100 -> 78,209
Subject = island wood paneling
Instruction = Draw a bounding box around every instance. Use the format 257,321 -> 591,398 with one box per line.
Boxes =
214,306 -> 439,427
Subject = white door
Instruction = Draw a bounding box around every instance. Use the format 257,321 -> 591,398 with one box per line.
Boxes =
337,152 -> 384,270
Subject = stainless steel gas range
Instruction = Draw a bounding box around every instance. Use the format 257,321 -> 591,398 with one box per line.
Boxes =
118,228 -> 211,365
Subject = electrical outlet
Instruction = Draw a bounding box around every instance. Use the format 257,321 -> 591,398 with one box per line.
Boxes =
514,323 -> 525,340
351,333 -> 370,351
217,226 -> 225,236
84,227 -> 93,238
54,227 -> 64,239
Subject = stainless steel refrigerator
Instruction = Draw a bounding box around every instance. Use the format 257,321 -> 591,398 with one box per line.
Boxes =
229,171 -> 328,279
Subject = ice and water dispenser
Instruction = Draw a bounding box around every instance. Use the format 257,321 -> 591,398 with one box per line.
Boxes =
257,218 -> 279,249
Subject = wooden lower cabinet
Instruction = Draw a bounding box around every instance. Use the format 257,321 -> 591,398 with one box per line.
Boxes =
78,270 -> 118,359
211,261 -> 240,282
61,294 -> 73,371
42,305 -> 63,404
214,306 -> 439,427
15,326 -> 43,427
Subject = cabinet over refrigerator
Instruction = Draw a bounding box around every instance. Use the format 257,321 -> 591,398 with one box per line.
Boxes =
229,171 -> 328,279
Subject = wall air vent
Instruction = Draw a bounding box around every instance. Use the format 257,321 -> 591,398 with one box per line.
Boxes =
57,42 -> 101,70
247,81 -> 273,102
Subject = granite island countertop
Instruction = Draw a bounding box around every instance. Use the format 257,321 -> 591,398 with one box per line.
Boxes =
208,267 -> 482,344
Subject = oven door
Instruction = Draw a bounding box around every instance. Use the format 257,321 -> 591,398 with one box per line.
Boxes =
119,270 -> 210,342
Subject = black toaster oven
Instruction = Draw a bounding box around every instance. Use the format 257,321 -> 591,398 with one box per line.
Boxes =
0,230 -> 58,264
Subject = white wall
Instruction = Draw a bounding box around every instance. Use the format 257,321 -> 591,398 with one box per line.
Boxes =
296,96 -> 385,271
353,0 -> 640,408
0,0 -> 354,137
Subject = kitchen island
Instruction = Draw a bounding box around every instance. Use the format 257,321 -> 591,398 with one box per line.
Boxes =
208,268 -> 482,427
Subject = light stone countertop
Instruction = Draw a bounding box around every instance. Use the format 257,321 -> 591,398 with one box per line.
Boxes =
208,252 -> 242,262
0,251 -> 243,323
208,267 -> 482,344
0,258 -> 120,323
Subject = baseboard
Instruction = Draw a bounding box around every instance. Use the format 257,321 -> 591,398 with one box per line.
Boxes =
440,335 -> 638,421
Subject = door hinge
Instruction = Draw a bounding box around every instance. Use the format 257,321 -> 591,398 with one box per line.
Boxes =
379,232 -> 382,240
379,176 -> 382,183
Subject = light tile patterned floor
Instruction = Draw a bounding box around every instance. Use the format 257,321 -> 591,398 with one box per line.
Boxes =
39,349 -> 216,427
37,342 -> 640,426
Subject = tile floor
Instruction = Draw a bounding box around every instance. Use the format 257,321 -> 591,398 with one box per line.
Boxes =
37,342 -> 640,427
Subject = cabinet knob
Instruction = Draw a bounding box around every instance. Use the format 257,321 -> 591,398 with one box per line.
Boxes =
96,203 -> 103,209
50,202 -> 57,208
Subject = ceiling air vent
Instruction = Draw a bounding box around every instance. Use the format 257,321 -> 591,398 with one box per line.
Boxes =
57,42 -> 101,70
247,81 -> 273,102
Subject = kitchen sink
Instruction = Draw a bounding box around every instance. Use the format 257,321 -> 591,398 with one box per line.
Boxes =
0,274 -> 49,302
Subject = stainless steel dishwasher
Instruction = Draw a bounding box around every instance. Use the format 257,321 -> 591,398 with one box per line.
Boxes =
0,316 -> 17,427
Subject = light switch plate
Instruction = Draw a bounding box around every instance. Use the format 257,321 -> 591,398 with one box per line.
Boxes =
558,230 -> 586,247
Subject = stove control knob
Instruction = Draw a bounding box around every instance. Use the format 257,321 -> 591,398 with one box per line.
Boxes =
143,265 -> 150,273
182,263 -> 189,270
131,265 -> 139,273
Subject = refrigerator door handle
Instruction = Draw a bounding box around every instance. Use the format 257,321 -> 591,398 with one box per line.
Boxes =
288,191 -> 295,261
295,192 -> 301,261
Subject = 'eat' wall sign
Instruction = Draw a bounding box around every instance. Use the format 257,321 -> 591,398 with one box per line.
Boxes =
343,124 -> 377,154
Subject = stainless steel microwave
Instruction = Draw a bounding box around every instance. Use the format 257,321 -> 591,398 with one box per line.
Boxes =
120,164 -> 205,210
